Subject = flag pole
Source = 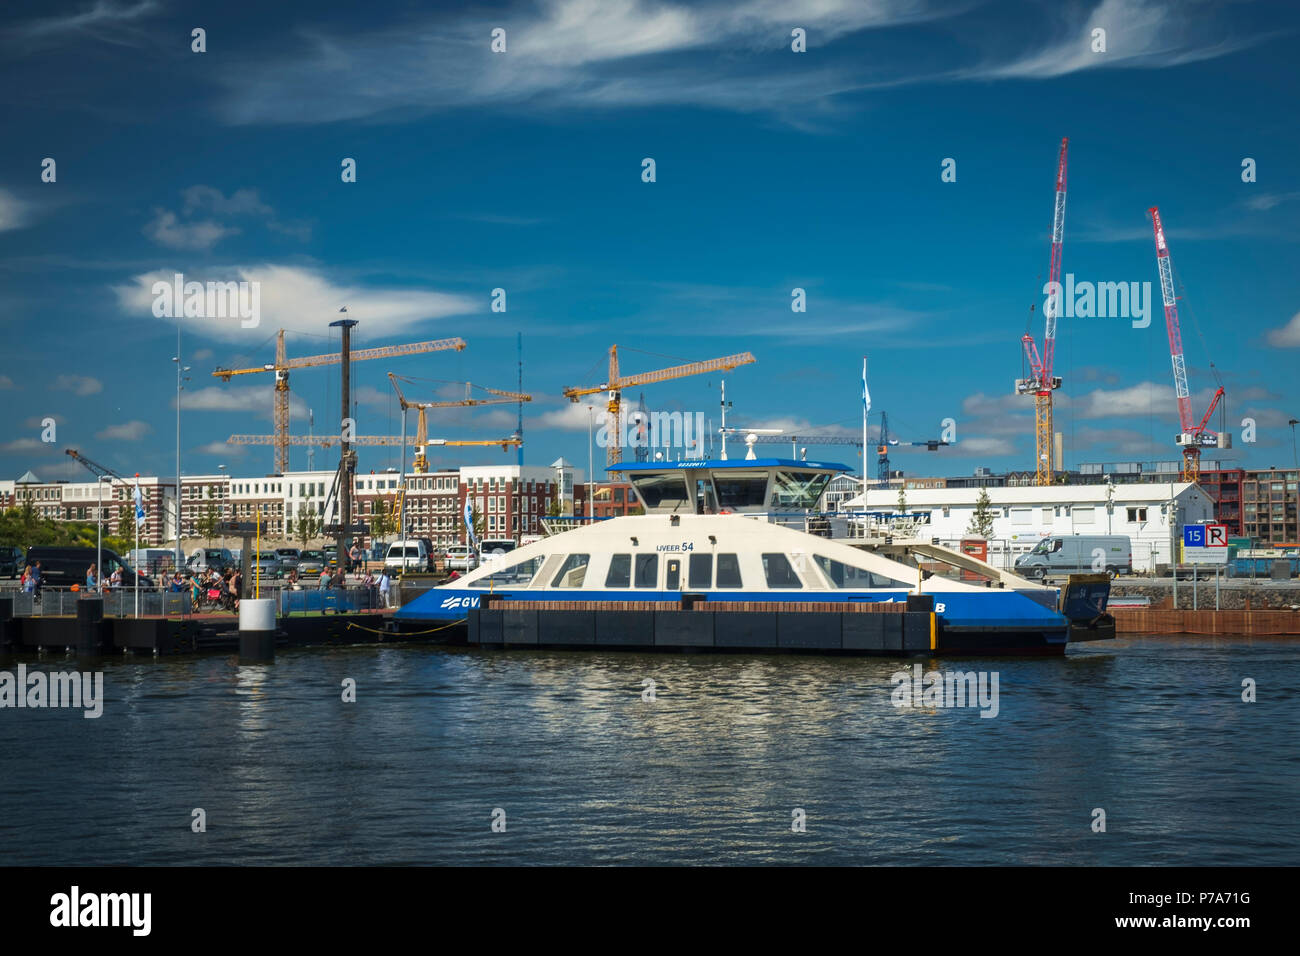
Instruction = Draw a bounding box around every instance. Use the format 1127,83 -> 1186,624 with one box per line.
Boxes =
133,474 -> 140,619
861,356 -> 869,485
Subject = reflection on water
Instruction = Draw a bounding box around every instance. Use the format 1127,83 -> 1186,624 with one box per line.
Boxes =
0,635 -> 1296,865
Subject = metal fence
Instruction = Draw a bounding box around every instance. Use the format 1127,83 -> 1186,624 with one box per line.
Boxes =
7,585 -> 380,617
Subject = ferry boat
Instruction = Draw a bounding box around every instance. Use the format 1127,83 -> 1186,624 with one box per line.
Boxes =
395,456 -> 1105,655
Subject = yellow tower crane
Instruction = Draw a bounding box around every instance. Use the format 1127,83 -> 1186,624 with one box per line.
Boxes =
388,373 -> 532,474
562,345 -> 756,471
212,330 -> 467,474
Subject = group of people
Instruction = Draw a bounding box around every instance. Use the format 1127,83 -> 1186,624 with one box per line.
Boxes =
19,561 -> 42,596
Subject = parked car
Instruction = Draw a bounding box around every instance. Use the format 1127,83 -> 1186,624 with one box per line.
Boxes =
385,539 -> 433,575
187,547 -> 234,574
274,548 -> 301,573
298,550 -> 327,576
445,545 -> 479,573
25,546 -> 152,589
323,546 -> 339,569
1014,534 -> 1132,581
0,545 -> 23,578
250,550 -> 282,579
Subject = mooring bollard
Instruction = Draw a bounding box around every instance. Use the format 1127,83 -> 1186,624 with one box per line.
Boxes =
239,598 -> 276,663
75,597 -> 104,658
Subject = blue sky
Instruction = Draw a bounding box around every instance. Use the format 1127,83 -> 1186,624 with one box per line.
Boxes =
1,0 -> 1297,483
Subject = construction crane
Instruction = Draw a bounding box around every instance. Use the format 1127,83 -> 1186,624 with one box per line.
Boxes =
719,427 -> 864,461
1147,206 -> 1229,482
65,447 -> 128,483
1016,137 -> 1069,486
388,373 -> 531,474
227,434 -> 521,450
211,329 -> 468,475
563,345 -> 756,470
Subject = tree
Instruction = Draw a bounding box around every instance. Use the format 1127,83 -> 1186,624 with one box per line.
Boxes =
294,510 -> 322,549
194,504 -> 221,546
369,500 -> 397,541
896,487 -> 907,515
965,487 -> 996,538
546,496 -> 562,518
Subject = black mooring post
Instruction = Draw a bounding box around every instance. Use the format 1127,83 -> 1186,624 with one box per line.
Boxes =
0,595 -> 14,652
238,598 -> 276,663
75,596 -> 104,658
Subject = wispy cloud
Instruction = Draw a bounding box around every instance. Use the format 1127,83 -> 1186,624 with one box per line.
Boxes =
6,0 -> 161,48
1245,191 -> 1300,212
211,0 -> 1267,126
957,0 -> 1267,81
144,186 -> 311,250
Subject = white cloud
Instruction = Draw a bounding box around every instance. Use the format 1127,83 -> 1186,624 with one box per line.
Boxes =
53,374 -> 103,396
536,402 -> 605,431
1266,311 -> 1300,348
96,420 -> 151,440
193,440 -> 247,457
144,187 -> 310,250
0,190 -> 31,232
177,385 -> 306,418
0,438 -> 44,453
114,264 -> 478,343
1243,191 -> 1300,212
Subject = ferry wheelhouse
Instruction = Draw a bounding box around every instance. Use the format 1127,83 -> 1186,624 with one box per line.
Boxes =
396,457 -> 1097,655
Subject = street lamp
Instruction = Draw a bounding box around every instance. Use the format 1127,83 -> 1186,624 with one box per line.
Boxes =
172,352 -> 191,570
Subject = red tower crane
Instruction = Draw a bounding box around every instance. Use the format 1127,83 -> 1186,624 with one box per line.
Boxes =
1016,137 -> 1068,486
1147,206 -> 1228,483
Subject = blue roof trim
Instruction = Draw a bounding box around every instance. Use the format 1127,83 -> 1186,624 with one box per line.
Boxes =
608,458 -> 852,474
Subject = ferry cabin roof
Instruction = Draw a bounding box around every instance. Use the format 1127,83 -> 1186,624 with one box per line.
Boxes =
611,458 -> 852,516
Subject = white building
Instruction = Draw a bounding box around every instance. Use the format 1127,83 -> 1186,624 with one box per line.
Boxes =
844,482 -> 1215,571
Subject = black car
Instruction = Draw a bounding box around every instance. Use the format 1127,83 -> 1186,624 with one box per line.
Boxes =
0,545 -> 23,578
24,546 -> 152,589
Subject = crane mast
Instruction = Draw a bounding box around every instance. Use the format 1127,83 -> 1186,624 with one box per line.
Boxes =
1147,206 -> 1228,482
1016,137 -> 1068,486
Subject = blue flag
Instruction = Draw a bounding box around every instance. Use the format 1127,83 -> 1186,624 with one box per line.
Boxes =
464,500 -> 476,546
133,482 -> 146,527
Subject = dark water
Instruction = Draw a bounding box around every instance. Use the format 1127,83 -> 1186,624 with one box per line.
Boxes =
1,636 -> 1296,865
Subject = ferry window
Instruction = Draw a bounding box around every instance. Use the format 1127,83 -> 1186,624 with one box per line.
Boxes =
695,478 -> 718,514
688,553 -> 712,588
762,554 -> 803,588
466,556 -> 543,589
606,554 -> 631,588
770,471 -> 832,509
714,473 -> 768,509
631,473 -> 691,511
715,554 -> 743,588
813,554 -> 909,589
634,554 -> 658,588
551,554 -> 591,588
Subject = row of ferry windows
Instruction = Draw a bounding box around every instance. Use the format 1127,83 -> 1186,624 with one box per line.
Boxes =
469,553 -> 909,590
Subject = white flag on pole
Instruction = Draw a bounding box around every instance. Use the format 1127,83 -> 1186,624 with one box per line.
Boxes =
133,481 -> 146,527
862,358 -> 871,414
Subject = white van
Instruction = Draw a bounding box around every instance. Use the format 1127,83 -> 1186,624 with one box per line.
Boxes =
384,539 -> 432,575
127,548 -> 180,578
1015,535 -> 1132,580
